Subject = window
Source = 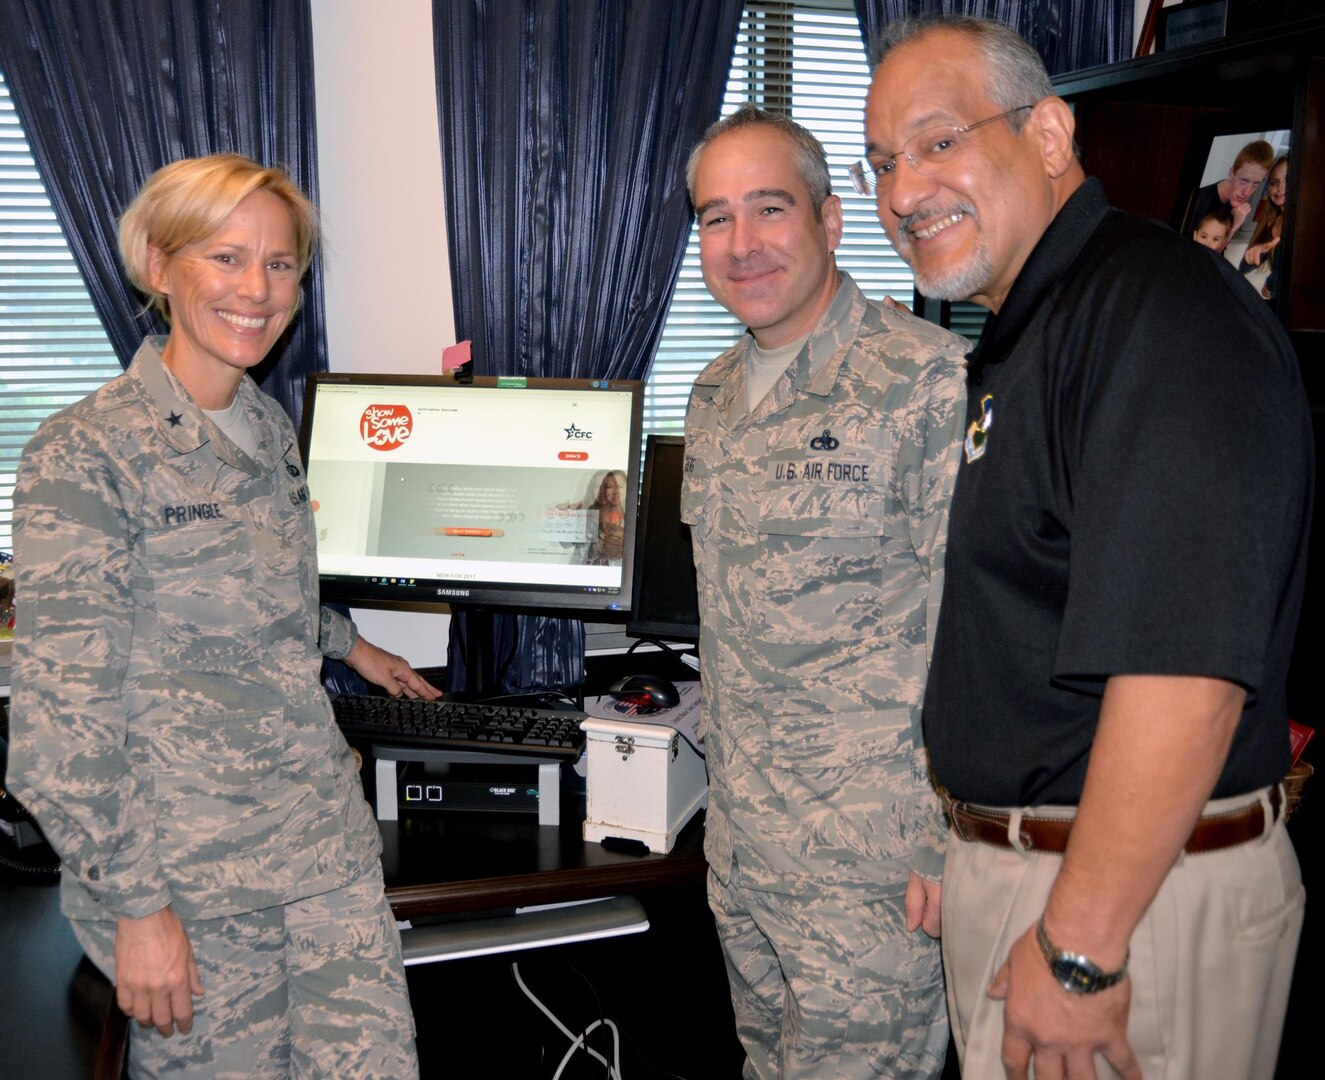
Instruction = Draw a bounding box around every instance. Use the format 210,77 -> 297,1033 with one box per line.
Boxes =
644,1 -> 916,436
0,69 -> 120,550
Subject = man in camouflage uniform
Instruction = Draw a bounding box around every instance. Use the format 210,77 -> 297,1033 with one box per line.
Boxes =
9,335 -> 424,1077
680,105 -> 968,1078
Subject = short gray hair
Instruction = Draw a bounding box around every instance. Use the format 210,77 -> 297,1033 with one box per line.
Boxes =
872,16 -> 1052,134
685,104 -> 833,216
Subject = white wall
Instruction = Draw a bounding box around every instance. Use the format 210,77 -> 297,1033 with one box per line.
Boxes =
311,0 -> 454,666
310,0 -> 455,373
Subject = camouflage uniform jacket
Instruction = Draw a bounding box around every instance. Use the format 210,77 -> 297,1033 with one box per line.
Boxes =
8,338 -> 381,923
681,274 -> 966,896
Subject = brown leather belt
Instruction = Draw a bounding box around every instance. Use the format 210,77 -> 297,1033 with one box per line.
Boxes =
947,787 -> 1282,856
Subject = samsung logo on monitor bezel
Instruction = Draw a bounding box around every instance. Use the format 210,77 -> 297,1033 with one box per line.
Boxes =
434,587 -> 471,598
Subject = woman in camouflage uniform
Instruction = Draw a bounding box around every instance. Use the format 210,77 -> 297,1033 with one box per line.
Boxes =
9,154 -> 436,1078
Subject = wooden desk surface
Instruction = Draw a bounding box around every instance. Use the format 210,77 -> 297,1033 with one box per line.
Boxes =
380,795 -> 707,919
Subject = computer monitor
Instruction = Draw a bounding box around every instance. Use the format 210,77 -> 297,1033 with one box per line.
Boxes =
299,372 -> 643,615
627,435 -> 700,643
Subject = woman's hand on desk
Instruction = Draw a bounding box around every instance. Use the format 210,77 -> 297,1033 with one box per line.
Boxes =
345,637 -> 443,700
114,906 -> 204,1037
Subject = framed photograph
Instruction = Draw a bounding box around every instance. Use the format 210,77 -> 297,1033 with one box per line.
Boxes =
1157,0 -> 1229,51
1176,128 -> 1292,303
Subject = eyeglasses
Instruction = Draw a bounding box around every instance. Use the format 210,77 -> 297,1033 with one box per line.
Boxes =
850,105 -> 1036,196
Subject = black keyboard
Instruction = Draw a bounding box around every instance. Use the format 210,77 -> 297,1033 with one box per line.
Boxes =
329,694 -> 586,760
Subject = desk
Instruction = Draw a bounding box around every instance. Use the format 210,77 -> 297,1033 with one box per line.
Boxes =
381,785 -> 706,965
380,791 -> 707,919
378,793 -> 739,1078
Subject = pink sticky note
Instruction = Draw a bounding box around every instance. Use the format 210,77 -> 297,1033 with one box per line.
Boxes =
442,340 -> 472,372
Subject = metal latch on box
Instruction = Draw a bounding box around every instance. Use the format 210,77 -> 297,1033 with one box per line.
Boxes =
614,735 -> 636,760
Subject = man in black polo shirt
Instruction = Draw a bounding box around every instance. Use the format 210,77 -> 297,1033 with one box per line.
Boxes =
858,15 -> 1311,1080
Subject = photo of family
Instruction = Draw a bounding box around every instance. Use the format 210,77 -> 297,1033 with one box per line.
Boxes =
1180,128 -> 1292,301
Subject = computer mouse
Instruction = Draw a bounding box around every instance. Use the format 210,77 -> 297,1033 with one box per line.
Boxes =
608,674 -> 681,711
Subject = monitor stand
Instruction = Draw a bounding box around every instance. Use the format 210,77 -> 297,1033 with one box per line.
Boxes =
448,604 -> 587,708
448,604 -> 499,702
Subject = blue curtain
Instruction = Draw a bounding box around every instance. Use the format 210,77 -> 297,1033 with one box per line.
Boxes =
0,0 -> 326,425
852,1 -> 1131,73
432,0 -> 743,696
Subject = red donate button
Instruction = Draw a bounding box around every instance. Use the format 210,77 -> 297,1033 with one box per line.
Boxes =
559,451 -> 589,461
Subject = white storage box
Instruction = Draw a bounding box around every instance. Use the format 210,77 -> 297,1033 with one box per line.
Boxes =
582,712 -> 707,854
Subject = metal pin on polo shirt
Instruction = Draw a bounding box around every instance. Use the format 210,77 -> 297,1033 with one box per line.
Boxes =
965,393 -> 994,462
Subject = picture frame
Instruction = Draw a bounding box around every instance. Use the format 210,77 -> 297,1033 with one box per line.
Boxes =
1175,126 -> 1292,306
1157,0 -> 1229,52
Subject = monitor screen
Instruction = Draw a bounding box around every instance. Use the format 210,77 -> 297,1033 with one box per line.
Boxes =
627,435 -> 700,642
300,373 -> 643,614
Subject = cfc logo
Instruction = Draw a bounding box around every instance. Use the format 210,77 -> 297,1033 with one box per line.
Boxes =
361,404 -> 413,451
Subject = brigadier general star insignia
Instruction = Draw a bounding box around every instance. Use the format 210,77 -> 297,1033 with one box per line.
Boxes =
965,394 -> 993,463
167,412 -> 183,427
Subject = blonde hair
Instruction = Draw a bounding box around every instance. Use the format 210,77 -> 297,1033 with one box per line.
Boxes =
119,153 -> 318,321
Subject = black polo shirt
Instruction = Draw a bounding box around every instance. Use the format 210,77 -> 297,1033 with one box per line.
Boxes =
923,178 -> 1313,807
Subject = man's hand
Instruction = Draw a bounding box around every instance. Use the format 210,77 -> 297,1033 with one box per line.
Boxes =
345,637 -> 443,699
989,923 -> 1140,1080
1229,201 -> 1253,238
905,870 -> 942,937
114,906 -> 204,1037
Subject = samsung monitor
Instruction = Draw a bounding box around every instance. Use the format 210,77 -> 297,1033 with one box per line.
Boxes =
626,435 -> 700,642
299,373 -> 643,614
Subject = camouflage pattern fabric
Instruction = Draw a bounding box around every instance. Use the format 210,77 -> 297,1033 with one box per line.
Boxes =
8,336 -> 380,924
709,869 -> 947,1080
682,274 -> 966,1077
73,869 -> 418,1079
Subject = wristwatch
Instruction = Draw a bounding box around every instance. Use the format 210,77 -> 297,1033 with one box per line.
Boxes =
1035,917 -> 1128,994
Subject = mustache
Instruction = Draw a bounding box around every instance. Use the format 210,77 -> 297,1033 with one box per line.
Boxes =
894,203 -> 978,243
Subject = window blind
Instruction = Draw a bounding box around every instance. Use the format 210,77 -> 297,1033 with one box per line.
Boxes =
1,70 -> 121,550
643,0 -> 915,437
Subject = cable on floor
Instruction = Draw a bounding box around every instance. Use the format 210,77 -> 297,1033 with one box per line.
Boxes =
512,959 -> 622,1079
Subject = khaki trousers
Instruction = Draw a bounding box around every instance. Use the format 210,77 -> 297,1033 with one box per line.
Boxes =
941,789 -> 1303,1079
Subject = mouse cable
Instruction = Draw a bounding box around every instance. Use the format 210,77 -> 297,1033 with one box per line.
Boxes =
623,637 -> 694,663
511,960 -> 622,1079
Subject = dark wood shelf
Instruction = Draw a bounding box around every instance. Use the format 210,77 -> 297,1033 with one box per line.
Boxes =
381,798 -> 708,919
1053,16 -> 1325,337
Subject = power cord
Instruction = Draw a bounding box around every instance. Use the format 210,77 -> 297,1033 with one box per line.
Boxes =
557,956 -> 694,1080
623,638 -> 693,665
512,960 -> 622,1078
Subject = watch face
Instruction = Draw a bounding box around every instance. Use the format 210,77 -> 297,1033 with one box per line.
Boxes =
1051,956 -> 1099,992
1051,953 -> 1124,994
1037,918 -> 1125,994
